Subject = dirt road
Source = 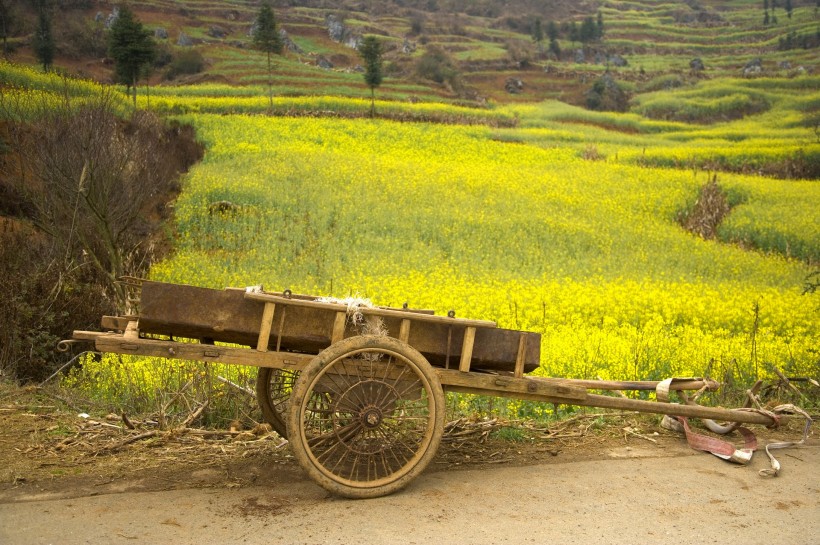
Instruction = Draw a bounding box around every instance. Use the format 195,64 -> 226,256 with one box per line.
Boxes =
2,438 -> 817,545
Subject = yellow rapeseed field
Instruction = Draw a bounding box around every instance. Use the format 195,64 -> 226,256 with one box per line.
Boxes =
145,114 -> 817,391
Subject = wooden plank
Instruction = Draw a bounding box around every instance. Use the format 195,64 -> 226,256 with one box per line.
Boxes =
438,369 -> 587,401
331,311 -> 346,343
244,292 -> 497,328
101,315 -> 137,331
514,333 -> 527,378
399,319 -> 411,343
139,281 -> 537,373
458,327 -> 476,373
86,332 -> 312,370
256,302 -> 276,352
124,321 -> 139,340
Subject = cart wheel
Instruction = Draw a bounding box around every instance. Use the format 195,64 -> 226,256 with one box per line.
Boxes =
256,368 -> 299,438
289,335 -> 445,499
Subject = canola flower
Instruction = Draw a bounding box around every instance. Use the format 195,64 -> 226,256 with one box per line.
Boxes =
141,115 -> 817,394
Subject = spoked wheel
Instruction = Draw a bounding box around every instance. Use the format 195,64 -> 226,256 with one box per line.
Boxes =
289,335 -> 445,499
256,367 -> 299,437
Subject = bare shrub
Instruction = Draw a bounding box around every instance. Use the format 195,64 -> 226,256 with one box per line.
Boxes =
0,91 -> 203,381
679,174 -> 731,240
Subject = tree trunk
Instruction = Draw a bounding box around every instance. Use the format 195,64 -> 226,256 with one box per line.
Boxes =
267,51 -> 273,113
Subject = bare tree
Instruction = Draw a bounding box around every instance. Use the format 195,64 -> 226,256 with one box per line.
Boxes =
1,89 -> 199,311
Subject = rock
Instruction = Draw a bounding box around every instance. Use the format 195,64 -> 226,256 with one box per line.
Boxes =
325,14 -> 360,49
247,22 -> 259,37
402,38 -> 416,54
745,57 -> 762,69
574,49 -> 585,63
594,52 -> 605,64
326,14 -> 345,42
743,57 -> 762,76
95,11 -> 104,23
317,56 -> 334,69
345,35 -> 362,49
177,32 -> 193,47
608,54 -> 628,67
778,60 -> 791,69
154,27 -> 168,40
690,57 -> 705,71
105,7 -> 119,29
280,29 -> 304,54
505,77 -> 524,94
208,26 -> 228,39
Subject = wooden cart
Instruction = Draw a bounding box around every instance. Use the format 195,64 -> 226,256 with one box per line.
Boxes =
67,280 -> 784,498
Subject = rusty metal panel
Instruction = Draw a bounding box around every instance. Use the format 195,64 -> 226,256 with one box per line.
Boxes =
138,281 -> 540,373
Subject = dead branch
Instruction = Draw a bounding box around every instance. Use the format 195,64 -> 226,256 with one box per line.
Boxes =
121,412 -> 135,430
216,375 -> 254,397
179,401 -> 208,429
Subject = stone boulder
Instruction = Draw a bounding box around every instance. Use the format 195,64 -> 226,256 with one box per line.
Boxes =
280,29 -> 304,54
743,57 -> 762,76
608,54 -> 628,67
208,26 -> 228,39
105,7 -> 119,29
326,14 -> 345,42
690,57 -> 705,71
574,49 -> 585,63
177,32 -> 194,47
505,77 -> 524,94
154,27 -> 168,40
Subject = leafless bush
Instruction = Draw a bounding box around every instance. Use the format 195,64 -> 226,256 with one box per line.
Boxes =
679,174 -> 730,240
0,90 -> 202,381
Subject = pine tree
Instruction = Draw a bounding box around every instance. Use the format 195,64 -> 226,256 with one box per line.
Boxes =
359,36 -> 383,118
596,11 -> 604,40
580,17 -> 597,43
532,18 -> 543,46
252,1 -> 283,112
32,2 -> 54,72
785,0 -> 792,18
0,0 -> 15,58
108,5 -> 155,106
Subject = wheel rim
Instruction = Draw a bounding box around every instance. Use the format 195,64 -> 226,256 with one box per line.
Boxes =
257,368 -> 299,437
295,343 -> 440,490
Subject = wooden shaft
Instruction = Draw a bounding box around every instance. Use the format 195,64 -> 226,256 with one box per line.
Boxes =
579,393 -> 778,426
556,378 -> 720,391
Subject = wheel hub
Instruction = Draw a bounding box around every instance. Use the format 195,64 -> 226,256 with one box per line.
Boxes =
361,407 -> 382,428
